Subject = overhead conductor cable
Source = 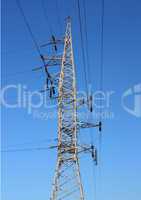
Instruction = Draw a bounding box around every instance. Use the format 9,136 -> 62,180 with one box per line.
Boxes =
16,0 -> 52,83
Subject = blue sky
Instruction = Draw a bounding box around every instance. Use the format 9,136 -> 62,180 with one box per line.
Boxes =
1,0 -> 141,200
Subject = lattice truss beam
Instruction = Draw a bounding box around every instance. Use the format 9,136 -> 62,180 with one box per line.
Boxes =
50,17 -> 84,200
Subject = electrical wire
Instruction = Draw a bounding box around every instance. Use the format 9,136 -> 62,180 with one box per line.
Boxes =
99,0 -> 105,165
1,146 -> 53,153
41,0 -> 53,36
5,138 -> 58,148
82,1 -> 97,197
98,0 -> 105,198
77,0 -> 89,98
2,69 -> 44,84
1,47 -> 37,56
16,0 -> 42,57
2,74 -> 44,86
82,0 -> 93,146
100,0 -> 105,98
16,0 -> 51,80
55,0 -> 63,35
41,0 -> 62,39
3,69 -> 33,78
81,0 -> 105,198
82,0 -> 91,86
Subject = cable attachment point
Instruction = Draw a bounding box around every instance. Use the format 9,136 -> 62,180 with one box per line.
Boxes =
51,35 -> 58,52
91,145 -> 98,165
99,121 -> 102,132
50,85 -> 56,98
87,94 -> 93,112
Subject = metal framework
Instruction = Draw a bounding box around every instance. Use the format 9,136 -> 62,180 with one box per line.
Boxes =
32,16 -> 102,200
50,17 -> 84,200
32,16 -> 101,200
16,0 -> 103,198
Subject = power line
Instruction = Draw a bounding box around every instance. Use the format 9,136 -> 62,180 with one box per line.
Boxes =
81,1 -> 104,198
41,0 -> 53,36
100,0 -> 105,94
2,74 -> 44,85
82,0 -> 91,86
2,69 -> 44,84
82,0 -> 94,150
3,69 -> 33,78
1,48 -> 37,55
99,0 -> 105,155
5,138 -> 58,148
16,0 -> 51,80
98,0 -> 105,197
55,0 -> 63,35
77,0 -> 89,97
1,146 -> 55,153
82,3 -> 97,197
16,0 -> 42,57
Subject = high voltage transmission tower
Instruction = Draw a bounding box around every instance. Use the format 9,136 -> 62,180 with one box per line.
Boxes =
4,0 -> 105,199
6,1 -> 103,195
15,0 -> 102,195
33,16 -> 102,200
50,17 -> 85,200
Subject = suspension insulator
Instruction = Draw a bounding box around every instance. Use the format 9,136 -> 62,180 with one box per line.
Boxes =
53,86 -> 55,95
88,95 -> 93,112
91,145 -> 95,158
99,121 -> 102,132
52,35 -> 57,51
91,145 -> 98,165
46,78 -> 49,89
52,35 -> 56,42
50,88 -> 53,98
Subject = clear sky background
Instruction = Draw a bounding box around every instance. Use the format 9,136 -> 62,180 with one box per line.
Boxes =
1,0 -> 141,200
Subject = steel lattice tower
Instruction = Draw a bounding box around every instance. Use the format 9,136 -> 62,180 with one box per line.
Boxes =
15,1 -> 102,198
50,17 -> 84,200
